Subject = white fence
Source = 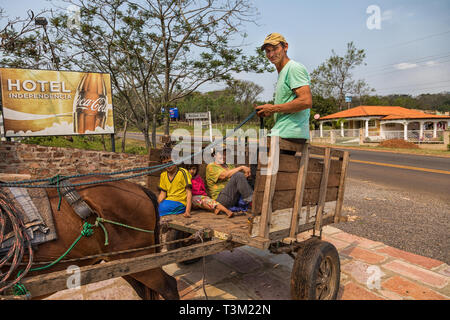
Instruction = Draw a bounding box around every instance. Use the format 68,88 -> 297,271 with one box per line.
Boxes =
381,130 -> 444,142
312,129 -> 445,144
310,129 -> 360,138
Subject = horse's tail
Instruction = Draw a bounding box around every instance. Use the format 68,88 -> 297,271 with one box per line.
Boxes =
138,186 -> 161,253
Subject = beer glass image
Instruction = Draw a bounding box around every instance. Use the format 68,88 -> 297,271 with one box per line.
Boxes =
73,73 -> 108,134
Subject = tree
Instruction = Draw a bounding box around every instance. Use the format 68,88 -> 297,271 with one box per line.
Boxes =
311,42 -> 371,110
1,0 -> 272,150
0,8 -> 76,70
310,95 -> 338,129
352,79 -> 375,106
226,79 -> 264,105
62,0 -> 270,148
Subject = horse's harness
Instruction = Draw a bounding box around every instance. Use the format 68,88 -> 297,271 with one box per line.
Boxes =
59,180 -> 94,219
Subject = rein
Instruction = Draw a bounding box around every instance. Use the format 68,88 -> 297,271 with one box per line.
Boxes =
0,110 -> 258,297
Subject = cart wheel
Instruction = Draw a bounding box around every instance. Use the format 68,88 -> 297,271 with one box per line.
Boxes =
165,228 -> 202,265
290,239 -> 340,300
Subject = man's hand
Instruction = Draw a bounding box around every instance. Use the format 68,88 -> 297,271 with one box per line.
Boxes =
240,166 -> 251,178
255,104 -> 276,117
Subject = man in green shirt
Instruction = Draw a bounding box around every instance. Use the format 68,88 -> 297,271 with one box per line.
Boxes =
256,33 -> 312,141
206,150 -> 253,209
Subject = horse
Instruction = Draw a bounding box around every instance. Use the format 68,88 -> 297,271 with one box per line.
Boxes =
1,175 -> 179,300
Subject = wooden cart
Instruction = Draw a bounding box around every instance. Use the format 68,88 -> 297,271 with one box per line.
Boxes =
1,137 -> 349,300
147,137 -> 350,300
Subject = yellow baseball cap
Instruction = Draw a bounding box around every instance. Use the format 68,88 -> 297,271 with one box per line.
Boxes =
261,33 -> 287,50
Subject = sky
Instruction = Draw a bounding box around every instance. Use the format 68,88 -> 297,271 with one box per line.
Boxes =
2,0 -> 450,102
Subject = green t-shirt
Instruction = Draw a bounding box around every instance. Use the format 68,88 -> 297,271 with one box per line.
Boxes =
270,60 -> 311,139
206,163 -> 235,200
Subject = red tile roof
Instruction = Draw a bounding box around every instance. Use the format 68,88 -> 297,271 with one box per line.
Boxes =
319,106 -> 450,121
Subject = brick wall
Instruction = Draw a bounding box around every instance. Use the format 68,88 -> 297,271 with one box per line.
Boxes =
0,142 -> 150,186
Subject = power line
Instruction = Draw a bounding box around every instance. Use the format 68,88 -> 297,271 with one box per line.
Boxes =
363,51 -> 450,73
365,58 -> 450,78
374,84 -> 450,94
370,30 -> 450,52
365,55 -> 450,77
375,79 -> 450,91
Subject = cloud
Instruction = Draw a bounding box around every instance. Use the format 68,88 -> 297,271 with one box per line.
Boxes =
425,61 -> 437,67
394,63 -> 418,70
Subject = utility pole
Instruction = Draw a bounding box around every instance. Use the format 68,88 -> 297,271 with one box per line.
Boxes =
35,17 -> 60,70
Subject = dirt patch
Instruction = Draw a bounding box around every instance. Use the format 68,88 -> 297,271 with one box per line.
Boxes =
379,139 -> 419,149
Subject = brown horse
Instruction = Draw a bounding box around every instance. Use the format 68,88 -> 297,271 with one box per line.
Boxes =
2,175 -> 179,300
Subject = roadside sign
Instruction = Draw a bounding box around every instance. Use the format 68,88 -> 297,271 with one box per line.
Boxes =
185,112 -> 209,120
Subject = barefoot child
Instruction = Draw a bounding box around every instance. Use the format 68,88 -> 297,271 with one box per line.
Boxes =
157,146 -> 192,218
188,164 -> 234,218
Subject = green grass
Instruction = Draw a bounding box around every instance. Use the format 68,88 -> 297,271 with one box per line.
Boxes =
22,135 -> 148,155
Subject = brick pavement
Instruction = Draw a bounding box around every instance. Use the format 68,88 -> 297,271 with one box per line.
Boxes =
45,226 -> 449,300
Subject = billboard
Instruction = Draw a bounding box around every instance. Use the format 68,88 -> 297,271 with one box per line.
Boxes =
161,107 -> 179,119
169,107 -> 179,119
0,68 -> 115,137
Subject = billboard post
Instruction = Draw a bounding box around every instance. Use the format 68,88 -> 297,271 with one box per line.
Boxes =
110,133 -> 115,152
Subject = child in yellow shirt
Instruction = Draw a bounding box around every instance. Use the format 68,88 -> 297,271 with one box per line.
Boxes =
157,146 -> 192,218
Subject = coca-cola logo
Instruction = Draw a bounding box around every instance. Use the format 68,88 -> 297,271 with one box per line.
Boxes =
76,96 -> 107,112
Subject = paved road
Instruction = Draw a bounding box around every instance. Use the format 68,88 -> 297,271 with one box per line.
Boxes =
346,149 -> 450,203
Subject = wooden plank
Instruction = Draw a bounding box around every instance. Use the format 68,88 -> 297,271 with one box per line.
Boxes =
165,210 -> 265,247
289,142 -> 309,238
278,138 -> 304,152
19,239 -> 232,298
258,136 -> 279,239
252,187 -> 339,214
246,236 -> 271,250
257,153 -> 300,172
309,145 -> 345,158
0,174 -> 32,181
258,156 -> 341,174
306,205 -> 311,223
268,216 -> 334,242
307,157 -> 341,174
334,151 -> 350,223
255,171 -> 341,191
167,221 -> 250,245
315,148 -> 331,233
0,294 -> 30,300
